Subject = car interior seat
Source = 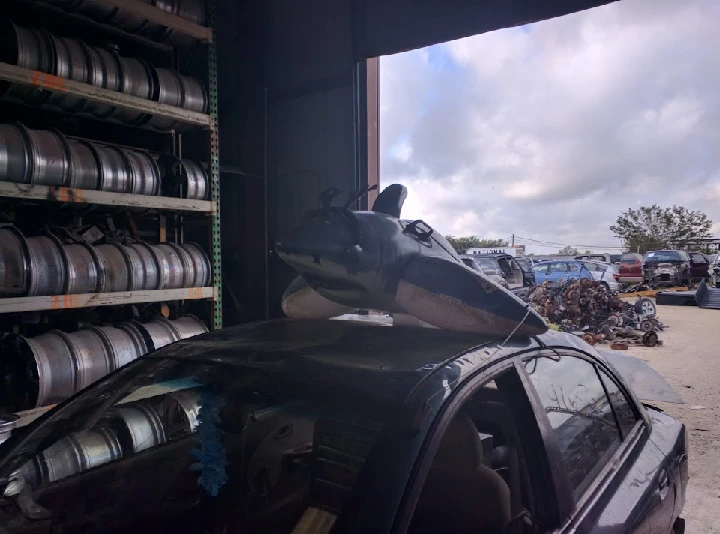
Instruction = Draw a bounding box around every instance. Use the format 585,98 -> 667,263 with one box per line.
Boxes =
408,413 -> 512,534
470,400 -> 528,519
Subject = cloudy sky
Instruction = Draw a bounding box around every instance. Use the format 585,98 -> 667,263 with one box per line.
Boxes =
379,0 -> 720,254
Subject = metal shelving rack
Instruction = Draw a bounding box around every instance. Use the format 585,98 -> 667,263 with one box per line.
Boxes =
0,0 -> 221,325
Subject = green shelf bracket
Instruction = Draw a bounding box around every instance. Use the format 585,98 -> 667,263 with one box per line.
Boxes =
208,0 -> 222,330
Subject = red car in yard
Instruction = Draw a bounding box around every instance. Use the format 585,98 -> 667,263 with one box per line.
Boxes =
619,252 -> 643,284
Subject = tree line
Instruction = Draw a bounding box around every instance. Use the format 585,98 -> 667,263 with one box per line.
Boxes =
445,205 -> 714,256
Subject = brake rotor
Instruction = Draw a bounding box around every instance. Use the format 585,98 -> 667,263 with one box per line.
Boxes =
642,331 -> 659,347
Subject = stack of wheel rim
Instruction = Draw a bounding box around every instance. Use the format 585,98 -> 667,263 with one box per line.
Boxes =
0,19 -> 209,131
41,0 -> 207,47
0,227 -> 211,297
0,315 -> 208,410
156,154 -> 209,200
0,122 -> 163,194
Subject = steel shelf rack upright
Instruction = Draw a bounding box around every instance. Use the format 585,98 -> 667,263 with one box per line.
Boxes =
0,0 -> 223,417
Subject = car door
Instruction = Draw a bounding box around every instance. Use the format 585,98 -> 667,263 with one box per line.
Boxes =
567,261 -> 593,281
533,263 -> 550,284
521,352 -> 677,534
396,361 -> 563,534
580,261 -> 600,282
689,253 -> 708,281
546,262 -> 569,284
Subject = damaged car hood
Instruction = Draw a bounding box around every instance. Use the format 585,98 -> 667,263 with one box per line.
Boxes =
598,349 -> 683,404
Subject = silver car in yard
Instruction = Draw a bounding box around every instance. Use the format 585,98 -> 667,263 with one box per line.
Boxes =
579,260 -> 622,291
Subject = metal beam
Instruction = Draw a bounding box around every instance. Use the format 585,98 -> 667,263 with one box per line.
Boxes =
0,182 -> 214,214
0,287 -> 214,314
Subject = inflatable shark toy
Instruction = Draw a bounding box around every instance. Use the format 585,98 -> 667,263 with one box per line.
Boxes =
274,184 -> 548,337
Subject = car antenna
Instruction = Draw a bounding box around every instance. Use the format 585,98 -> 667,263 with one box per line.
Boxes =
343,184 -> 378,209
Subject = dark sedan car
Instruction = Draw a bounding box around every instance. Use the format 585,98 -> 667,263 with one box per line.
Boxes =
0,319 -> 687,534
643,250 -> 708,287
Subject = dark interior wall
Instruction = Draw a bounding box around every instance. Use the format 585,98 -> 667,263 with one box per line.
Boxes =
216,0 -> 270,325
216,0 -> 360,322
215,0 -> 621,324
265,0 -> 360,318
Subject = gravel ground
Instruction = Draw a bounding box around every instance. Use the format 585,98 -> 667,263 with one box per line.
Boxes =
624,303 -> 720,533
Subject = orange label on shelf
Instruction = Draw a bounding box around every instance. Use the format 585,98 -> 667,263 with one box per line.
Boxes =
31,71 -> 66,92
50,295 -> 78,309
187,288 -> 203,299
56,187 -> 83,203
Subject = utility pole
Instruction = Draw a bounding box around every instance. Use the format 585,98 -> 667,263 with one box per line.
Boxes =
511,234 -> 515,247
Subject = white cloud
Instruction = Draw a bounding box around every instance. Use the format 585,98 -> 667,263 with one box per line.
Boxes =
380,0 -> 720,254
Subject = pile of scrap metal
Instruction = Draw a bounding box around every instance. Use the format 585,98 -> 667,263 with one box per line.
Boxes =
528,279 -> 663,348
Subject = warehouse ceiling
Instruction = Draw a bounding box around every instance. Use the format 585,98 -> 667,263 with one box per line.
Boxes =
360,0 -> 620,58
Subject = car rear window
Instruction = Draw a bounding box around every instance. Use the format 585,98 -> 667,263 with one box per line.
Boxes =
644,251 -> 684,262
620,253 -> 639,264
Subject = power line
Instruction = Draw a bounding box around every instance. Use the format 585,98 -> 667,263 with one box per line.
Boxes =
513,235 -> 625,250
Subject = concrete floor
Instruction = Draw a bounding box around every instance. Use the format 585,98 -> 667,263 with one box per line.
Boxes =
626,304 -> 720,533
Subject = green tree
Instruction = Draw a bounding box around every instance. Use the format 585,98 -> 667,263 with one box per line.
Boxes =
610,205 -> 712,254
445,236 -> 508,254
558,245 -> 579,256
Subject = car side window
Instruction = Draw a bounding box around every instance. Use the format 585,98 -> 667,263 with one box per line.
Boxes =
691,253 -> 707,264
568,263 -> 579,272
596,367 -> 640,439
582,263 -> 596,272
548,262 -> 566,273
532,264 -> 547,273
524,355 -> 622,500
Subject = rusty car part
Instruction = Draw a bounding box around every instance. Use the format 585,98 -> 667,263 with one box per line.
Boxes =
642,331 -> 659,348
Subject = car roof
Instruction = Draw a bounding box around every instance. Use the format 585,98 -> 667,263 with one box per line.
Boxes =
460,254 -> 499,263
468,252 -> 513,258
148,318 -> 607,404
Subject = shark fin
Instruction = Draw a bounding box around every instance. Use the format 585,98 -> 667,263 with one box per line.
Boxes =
371,184 -> 407,218
395,257 -> 548,336
281,276 -> 357,319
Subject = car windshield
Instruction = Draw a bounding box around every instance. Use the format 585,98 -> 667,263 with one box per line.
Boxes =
474,257 -> 502,271
0,358 -> 395,533
644,251 -> 684,263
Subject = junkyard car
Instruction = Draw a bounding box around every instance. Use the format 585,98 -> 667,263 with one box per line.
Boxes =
619,253 -> 644,284
0,318 -> 687,534
578,260 -> 621,291
460,255 -> 510,288
643,250 -> 707,287
468,252 -> 536,288
531,260 -> 593,285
